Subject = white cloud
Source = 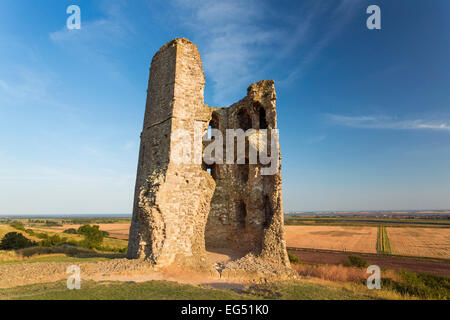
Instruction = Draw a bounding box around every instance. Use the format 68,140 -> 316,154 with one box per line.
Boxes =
325,114 -> 450,131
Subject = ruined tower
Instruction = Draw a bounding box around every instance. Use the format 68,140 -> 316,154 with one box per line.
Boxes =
128,38 -> 289,270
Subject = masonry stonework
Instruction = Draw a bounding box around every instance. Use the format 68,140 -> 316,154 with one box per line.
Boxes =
128,38 -> 290,271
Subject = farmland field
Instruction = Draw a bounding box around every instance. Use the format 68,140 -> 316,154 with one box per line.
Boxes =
41,223 -> 131,240
3,220 -> 450,260
387,227 -> 450,259
285,226 -> 378,254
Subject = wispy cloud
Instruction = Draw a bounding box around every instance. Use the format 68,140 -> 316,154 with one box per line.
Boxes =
169,0 -> 361,105
0,69 -> 51,103
280,0 -> 362,84
305,135 -> 327,144
0,65 -> 76,113
170,0 -> 282,105
49,0 -> 134,80
50,1 -> 133,45
325,114 -> 450,131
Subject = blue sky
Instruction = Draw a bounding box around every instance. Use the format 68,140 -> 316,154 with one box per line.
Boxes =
0,0 -> 449,215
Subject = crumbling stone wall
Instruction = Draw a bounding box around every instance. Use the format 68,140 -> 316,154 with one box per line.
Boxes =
204,81 -> 289,266
128,38 -> 289,269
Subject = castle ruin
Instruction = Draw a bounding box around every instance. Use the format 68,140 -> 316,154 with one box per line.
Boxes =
127,38 -> 289,271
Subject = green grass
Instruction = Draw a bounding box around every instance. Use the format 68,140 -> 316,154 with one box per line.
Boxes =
382,271 -> 450,300
0,254 -> 109,266
0,280 -> 374,300
242,281 -> 372,300
0,245 -> 124,265
377,226 -> 391,254
284,216 -> 450,228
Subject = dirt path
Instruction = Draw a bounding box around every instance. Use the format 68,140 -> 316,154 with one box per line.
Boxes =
288,247 -> 450,277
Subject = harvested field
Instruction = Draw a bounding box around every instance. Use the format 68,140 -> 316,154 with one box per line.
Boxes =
285,226 -> 378,254
387,227 -> 450,259
43,224 -> 131,240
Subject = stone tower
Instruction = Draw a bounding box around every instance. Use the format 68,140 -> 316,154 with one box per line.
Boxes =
128,38 -> 289,270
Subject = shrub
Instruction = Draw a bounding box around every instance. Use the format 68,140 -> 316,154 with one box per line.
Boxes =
288,252 -> 301,264
24,229 -> 36,236
35,232 -> 50,239
63,228 -> 78,234
9,221 -> 25,231
344,255 -> 369,268
39,234 -> 67,247
77,225 -> 104,248
0,232 -> 37,250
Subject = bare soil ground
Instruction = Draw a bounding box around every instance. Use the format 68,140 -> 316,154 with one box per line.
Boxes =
288,247 -> 450,277
0,258 -> 247,290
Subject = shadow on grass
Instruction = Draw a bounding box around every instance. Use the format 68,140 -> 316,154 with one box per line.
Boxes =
17,245 -> 126,259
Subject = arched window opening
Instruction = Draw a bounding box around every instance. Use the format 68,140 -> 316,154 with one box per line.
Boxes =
206,164 -> 219,181
259,107 -> 268,129
207,112 -> 220,140
237,108 -> 252,131
263,195 -> 273,228
236,201 -> 247,229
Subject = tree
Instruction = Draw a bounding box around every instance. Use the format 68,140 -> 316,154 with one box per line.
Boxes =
77,225 -> 104,248
63,228 -> 78,234
0,232 -> 37,250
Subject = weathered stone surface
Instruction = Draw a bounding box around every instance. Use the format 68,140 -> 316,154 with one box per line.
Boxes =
128,38 -> 289,271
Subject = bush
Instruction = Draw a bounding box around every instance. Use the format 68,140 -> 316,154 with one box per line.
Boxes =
63,228 -> 78,234
9,221 -> 25,231
77,225 -> 104,248
39,234 -> 67,247
24,229 -> 36,236
288,252 -> 301,264
344,255 -> 369,268
0,232 -> 37,250
35,232 -> 50,239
